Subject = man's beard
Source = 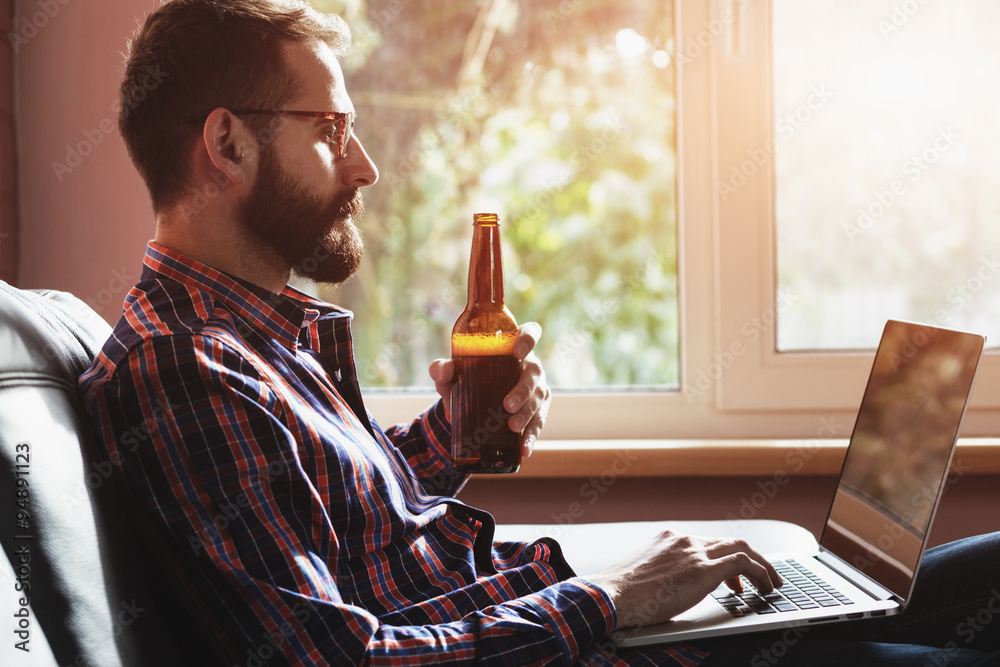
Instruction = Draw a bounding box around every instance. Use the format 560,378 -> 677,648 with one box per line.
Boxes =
238,145 -> 365,286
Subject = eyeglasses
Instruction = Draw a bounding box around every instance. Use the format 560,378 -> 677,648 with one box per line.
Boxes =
183,109 -> 356,159
233,110 -> 355,159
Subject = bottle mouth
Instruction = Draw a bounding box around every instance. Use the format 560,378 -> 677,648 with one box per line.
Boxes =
473,213 -> 500,225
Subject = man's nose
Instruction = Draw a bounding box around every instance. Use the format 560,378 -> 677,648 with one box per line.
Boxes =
341,134 -> 378,188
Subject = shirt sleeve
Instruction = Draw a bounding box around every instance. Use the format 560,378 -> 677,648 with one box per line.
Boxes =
382,399 -> 470,497
84,333 -> 615,666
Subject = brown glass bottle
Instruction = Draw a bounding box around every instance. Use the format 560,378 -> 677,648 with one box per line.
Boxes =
451,213 -> 521,474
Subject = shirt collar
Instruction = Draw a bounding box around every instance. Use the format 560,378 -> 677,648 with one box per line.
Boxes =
142,241 -> 351,351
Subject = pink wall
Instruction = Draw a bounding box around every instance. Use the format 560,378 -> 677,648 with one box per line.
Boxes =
15,0 -> 160,320
1,0 -> 17,284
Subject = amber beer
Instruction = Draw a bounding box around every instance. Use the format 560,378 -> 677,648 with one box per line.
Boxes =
451,213 -> 521,474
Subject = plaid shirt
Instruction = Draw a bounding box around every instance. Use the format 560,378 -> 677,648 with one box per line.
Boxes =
79,241 -> 706,666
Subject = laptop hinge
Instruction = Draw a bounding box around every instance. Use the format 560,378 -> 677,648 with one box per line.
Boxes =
816,549 -> 901,603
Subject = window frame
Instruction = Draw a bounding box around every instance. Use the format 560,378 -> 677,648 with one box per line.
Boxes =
710,0 -> 1000,437
367,0 -> 1000,441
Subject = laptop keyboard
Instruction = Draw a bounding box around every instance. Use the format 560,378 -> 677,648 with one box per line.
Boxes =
711,559 -> 855,617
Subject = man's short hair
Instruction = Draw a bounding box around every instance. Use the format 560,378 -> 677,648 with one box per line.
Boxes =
119,0 -> 350,212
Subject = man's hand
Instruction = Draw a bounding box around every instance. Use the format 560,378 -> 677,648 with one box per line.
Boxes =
587,530 -> 782,630
428,322 -> 552,457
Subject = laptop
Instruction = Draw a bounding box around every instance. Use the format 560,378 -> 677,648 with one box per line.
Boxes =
617,319 -> 985,647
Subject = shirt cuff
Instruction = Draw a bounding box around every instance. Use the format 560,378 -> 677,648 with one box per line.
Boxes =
412,399 -> 468,497
419,398 -> 453,463
518,577 -> 618,663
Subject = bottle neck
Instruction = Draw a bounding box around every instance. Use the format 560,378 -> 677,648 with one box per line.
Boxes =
466,222 -> 505,310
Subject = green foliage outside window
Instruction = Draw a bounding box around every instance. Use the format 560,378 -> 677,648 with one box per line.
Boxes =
308,0 -> 678,390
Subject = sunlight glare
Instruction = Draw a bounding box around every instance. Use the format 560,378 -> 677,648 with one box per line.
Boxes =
615,28 -> 649,59
652,49 -> 671,68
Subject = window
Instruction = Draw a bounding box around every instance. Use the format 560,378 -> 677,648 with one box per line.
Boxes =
311,0 -> 678,393
309,0 -> 1000,440
714,0 -> 1000,435
774,0 -> 1000,351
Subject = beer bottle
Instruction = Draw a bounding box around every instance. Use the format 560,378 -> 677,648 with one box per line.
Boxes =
451,213 -> 521,474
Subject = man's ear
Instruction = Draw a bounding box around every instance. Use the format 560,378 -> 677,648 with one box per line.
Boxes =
201,108 -> 255,188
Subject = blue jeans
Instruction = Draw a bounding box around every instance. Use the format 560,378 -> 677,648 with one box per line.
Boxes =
699,533 -> 1000,666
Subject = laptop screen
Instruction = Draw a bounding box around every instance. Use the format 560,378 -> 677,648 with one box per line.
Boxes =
819,320 -> 984,600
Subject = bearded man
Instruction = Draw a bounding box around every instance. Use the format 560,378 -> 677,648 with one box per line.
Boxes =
80,1 -> 1000,666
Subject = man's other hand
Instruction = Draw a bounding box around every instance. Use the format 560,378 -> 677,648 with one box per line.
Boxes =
587,530 -> 783,629
428,322 -> 552,457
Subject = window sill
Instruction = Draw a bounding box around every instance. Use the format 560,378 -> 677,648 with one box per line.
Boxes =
499,438 -> 1000,479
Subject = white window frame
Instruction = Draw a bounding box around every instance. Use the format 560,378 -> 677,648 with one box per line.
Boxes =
368,0 -> 1000,440
710,0 -> 1000,438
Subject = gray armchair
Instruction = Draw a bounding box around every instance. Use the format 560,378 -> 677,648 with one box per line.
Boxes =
0,281 -> 184,666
